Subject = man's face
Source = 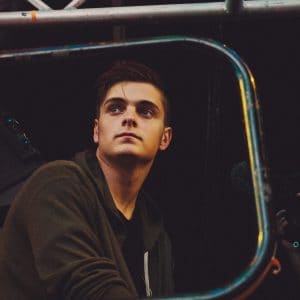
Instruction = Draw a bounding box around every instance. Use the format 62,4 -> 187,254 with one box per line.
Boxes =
93,81 -> 172,164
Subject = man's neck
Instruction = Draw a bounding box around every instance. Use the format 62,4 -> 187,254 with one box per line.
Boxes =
96,152 -> 153,220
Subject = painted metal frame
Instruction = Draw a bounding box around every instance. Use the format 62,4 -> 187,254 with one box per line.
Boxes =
0,35 -> 277,299
26,0 -> 51,10
64,0 -> 87,9
27,0 -> 86,10
0,1 -> 299,27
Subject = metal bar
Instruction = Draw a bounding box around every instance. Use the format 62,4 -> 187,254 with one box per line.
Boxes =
26,0 -> 52,10
225,0 -> 243,15
64,0 -> 87,9
0,36 -> 276,299
243,0 -> 300,16
0,1 -> 300,27
112,0 -> 126,42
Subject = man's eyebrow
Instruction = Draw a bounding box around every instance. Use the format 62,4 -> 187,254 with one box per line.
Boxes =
138,100 -> 160,111
102,97 -> 126,106
103,98 -> 160,111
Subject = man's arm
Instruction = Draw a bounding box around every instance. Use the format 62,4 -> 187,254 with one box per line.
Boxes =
17,162 -> 136,299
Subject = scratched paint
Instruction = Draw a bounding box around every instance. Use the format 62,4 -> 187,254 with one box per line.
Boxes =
31,11 -> 37,22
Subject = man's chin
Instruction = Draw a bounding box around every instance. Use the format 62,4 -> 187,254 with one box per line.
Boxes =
112,152 -> 152,165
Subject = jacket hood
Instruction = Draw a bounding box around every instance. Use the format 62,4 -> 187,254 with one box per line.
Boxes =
73,149 -> 164,251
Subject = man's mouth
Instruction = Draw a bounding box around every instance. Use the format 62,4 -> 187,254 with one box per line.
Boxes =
115,132 -> 142,140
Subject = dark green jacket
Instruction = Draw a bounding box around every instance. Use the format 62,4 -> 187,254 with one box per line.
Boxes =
0,150 -> 174,299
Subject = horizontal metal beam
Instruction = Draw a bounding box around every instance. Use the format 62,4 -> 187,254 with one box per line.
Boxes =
0,1 -> 299,27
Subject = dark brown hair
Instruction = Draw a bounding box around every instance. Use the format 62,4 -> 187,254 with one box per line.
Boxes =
95,61 -> 170,125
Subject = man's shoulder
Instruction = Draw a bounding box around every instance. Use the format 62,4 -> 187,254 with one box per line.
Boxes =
21,159 -> 92,194
12,158 -> 98,211
32,159 -> 84,179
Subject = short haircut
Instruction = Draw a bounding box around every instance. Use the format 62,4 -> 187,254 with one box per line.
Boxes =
94,61 -> 170,126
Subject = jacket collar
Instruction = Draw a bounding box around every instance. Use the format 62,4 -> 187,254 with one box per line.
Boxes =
74,149 -> 163,251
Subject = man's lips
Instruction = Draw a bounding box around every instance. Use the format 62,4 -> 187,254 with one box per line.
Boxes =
115,132 -> 142,141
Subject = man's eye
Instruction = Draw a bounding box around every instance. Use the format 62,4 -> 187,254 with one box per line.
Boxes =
138,106 -> 155,118
143,109 -> 153,118
108,104 -> 123,114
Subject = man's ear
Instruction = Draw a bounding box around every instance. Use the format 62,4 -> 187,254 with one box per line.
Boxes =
93,119 -> 99,144
159,127 -> 172,151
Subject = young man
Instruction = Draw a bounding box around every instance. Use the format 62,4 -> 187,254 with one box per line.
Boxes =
0,61 -> 174,299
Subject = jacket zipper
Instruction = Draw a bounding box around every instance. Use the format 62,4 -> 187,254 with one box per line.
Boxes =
144,251 -> 152,297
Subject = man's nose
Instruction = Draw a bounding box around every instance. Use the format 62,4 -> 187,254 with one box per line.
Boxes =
122,107 -> 137,127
